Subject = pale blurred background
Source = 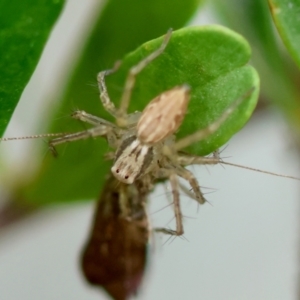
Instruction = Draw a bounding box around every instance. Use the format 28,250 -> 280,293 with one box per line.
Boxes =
0,1 -> 299,299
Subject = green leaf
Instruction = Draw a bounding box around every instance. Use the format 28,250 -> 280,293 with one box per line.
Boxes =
22,25 -> 259,204
269,0 -> 300,69
212,0 -> 282,69
106,26 -> 258,155
212,0 -> 300,131
0,0 -> 65,136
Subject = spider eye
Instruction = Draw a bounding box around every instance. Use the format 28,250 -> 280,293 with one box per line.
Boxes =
116,169 -> 119,173
125,175 -> 129,179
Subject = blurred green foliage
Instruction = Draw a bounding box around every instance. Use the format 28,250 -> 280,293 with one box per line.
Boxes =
0,0 -> 65,135
213,0 -> 300,130
269,0 -> 300,69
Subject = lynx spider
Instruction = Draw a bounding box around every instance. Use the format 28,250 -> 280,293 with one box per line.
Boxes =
47,29 -> 254,236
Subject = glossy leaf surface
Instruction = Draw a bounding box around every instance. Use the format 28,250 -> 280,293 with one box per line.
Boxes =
269,0 -> 300,69
0,0 -> 64,135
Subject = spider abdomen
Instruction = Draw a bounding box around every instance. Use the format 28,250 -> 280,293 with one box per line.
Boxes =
136,85 -> 190,144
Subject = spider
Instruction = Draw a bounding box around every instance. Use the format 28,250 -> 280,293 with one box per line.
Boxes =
45,29 -> 255,236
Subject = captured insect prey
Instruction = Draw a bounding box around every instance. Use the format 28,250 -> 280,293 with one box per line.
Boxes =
81,175 -> 149,300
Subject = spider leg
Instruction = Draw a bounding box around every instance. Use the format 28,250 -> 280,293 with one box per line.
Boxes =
97,62 -> 142,128
155,171 -> 184,236
70,111 -> 123,148
175,166 -> 206,204
177,151 -> 221,166
178,182 -> 199,201
48,125 -> 111,155
118,29 -> 173,120
71,110 -> 118,127
97,61 -> 121,119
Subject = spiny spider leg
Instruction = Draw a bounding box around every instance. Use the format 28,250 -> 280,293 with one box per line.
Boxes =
48,125 -> 111,154
118,28 -> 173,121
177,153 -> 221,166
178,182 -> 210,202
174,87 -> 255,151
71,110 -> 118,128
170,173 -> 183,235
155,172 -> 184,236
175,165 -> 206,204
97,61 -> 122,119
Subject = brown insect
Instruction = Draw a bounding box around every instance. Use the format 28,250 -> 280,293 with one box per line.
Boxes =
81,175 -> 149,300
